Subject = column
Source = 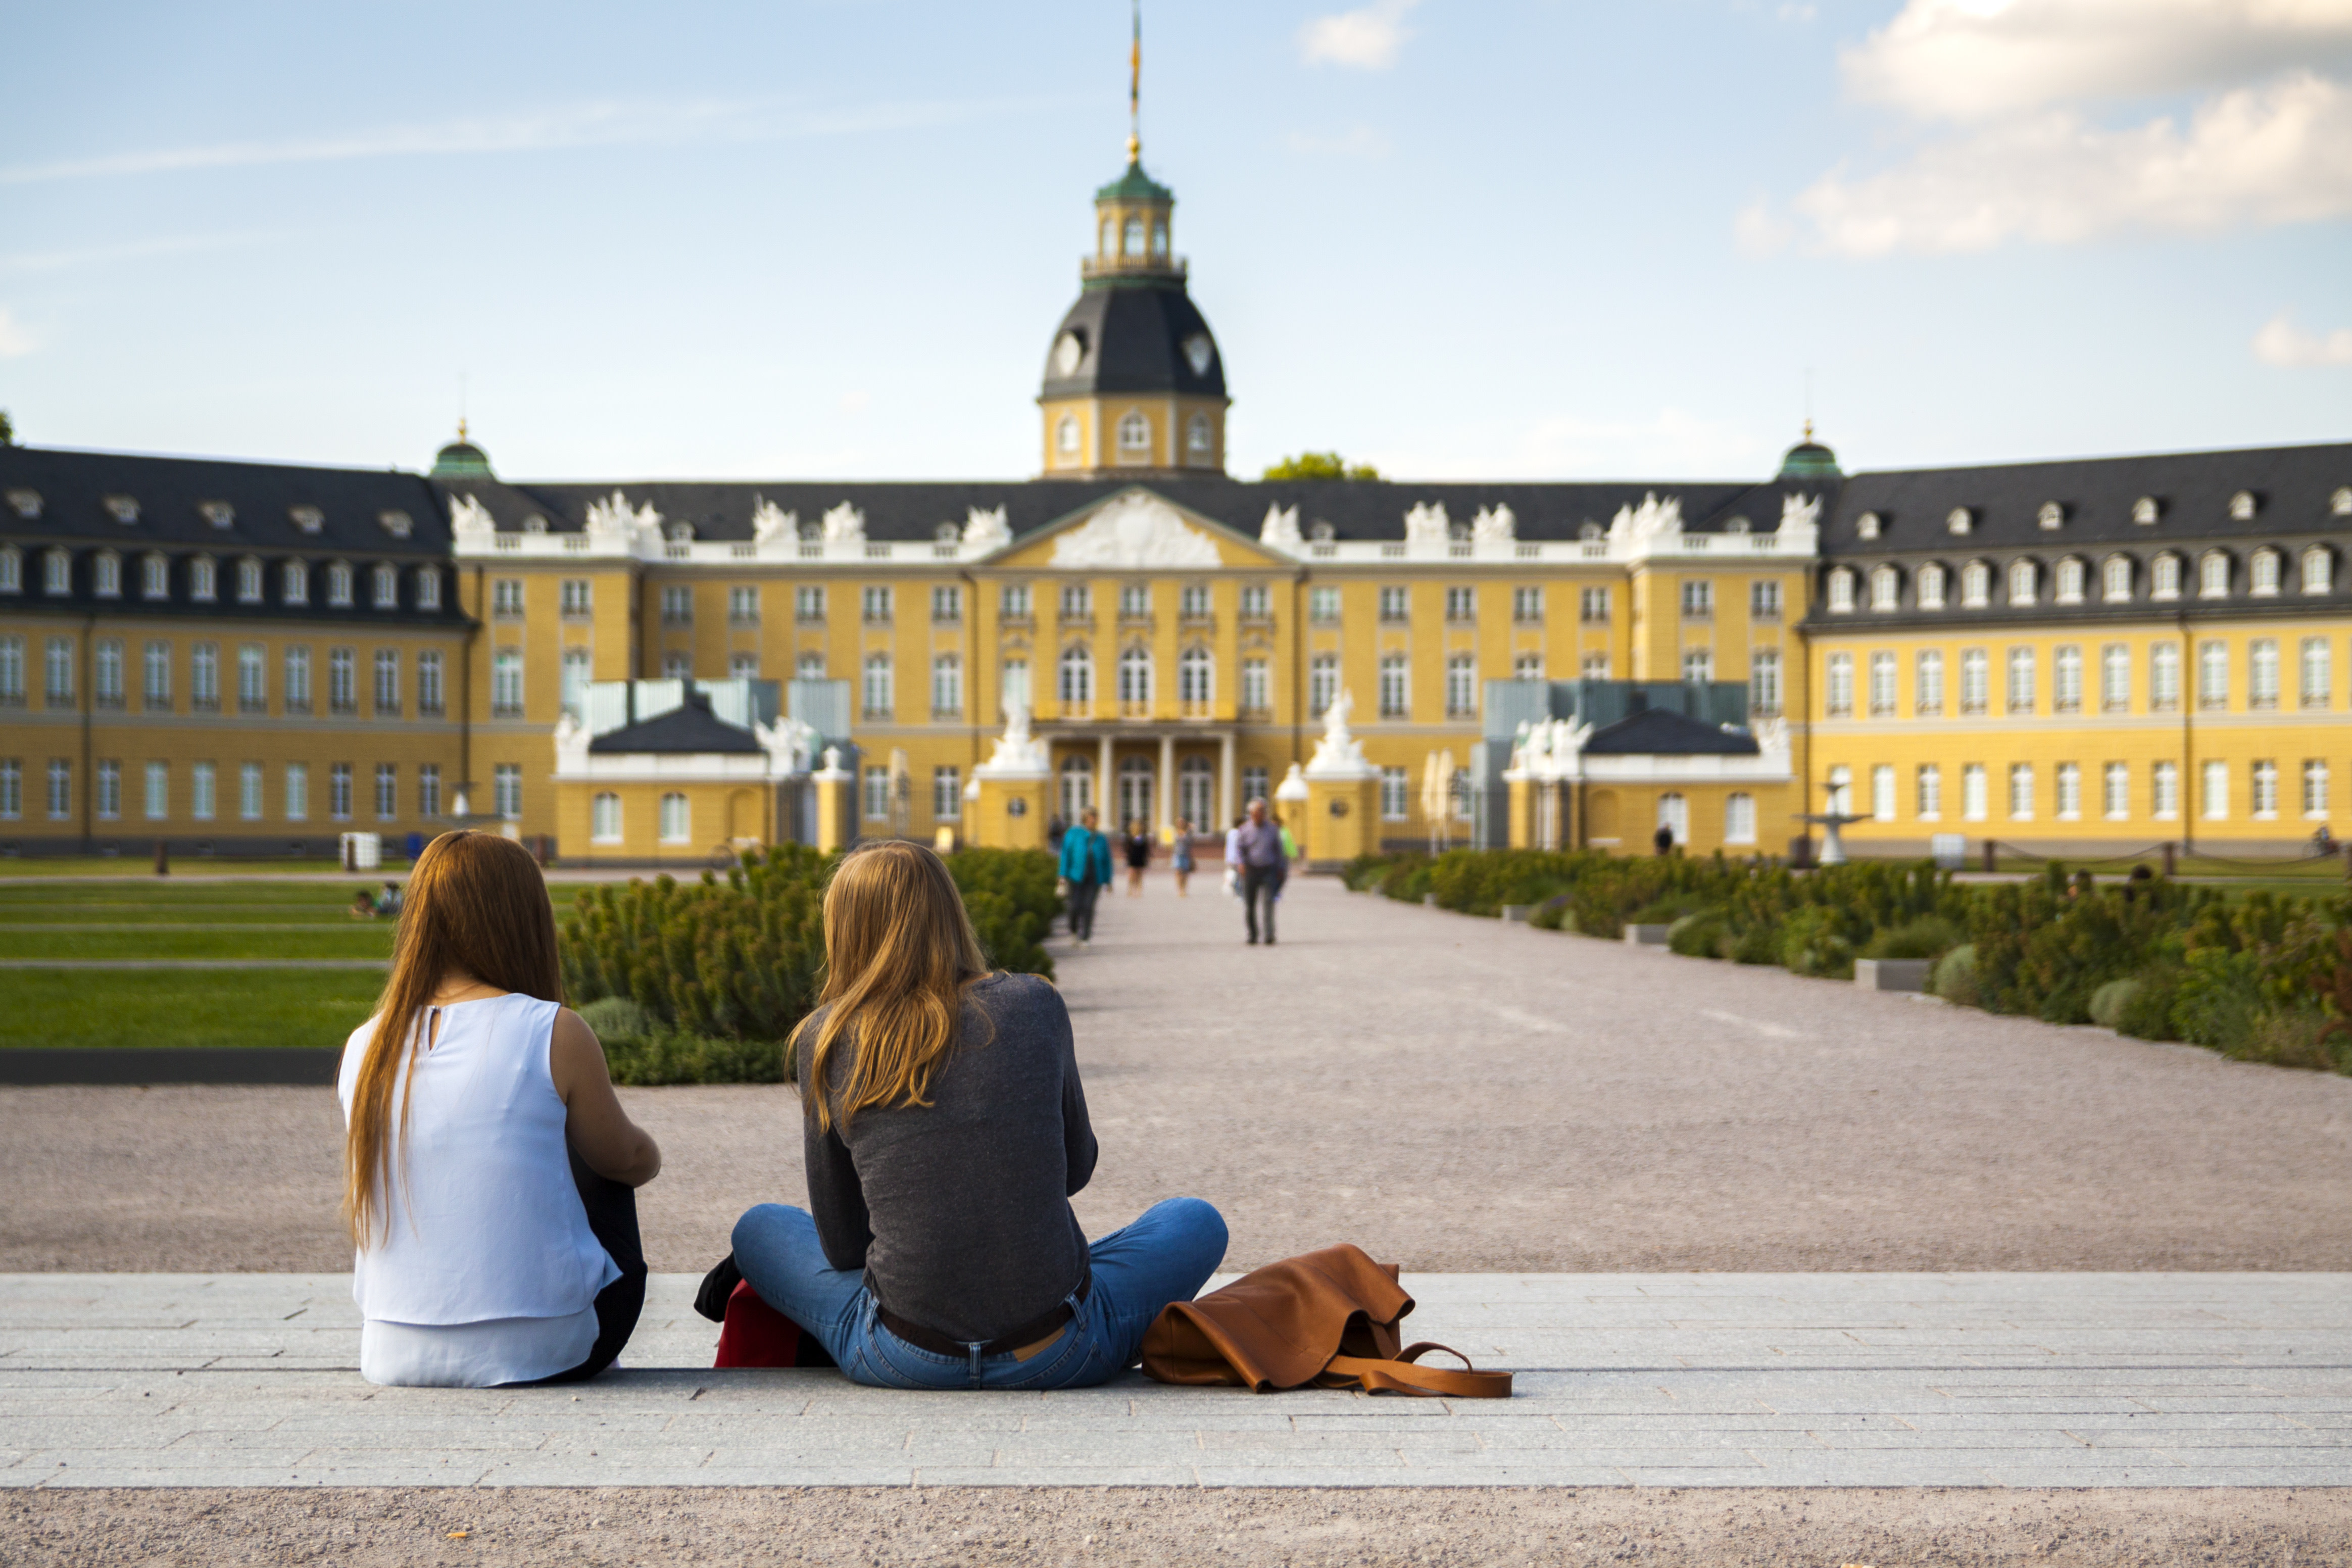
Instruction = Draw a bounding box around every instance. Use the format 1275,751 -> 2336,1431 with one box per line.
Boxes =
1157,731 -> 1175,839
1098,732 -> 1114,824
1219,729 -> 1236,826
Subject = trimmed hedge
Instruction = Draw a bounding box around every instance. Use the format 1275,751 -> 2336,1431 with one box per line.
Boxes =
1347,849 -> 2352,1075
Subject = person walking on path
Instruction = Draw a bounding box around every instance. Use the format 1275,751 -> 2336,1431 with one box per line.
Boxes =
1057,809 -> 1112,947
336,830 -> 660,1388
1233,798 -> 1288,946
1170,819 -> 1196,896
727,841 -> 1227,1389
1122,820 -> 1152,897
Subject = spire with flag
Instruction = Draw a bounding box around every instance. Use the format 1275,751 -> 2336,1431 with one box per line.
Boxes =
1127,0 -> 1142,164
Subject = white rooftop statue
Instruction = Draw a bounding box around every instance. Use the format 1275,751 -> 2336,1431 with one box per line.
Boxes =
1260,503 -> 1301,547
755,713 -> 820,774
821,502 -> 866,544
1472,504 -> 1516,544
1403,501 -> 1450,546
586,490 -> 662,543
1609,493 -> 1683,544
963,505 -> 1012,550
449,494 -> 495,541
973,700 -> 1051,777
751,497 -> 796,544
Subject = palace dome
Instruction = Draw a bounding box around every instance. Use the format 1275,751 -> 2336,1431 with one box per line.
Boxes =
1776,428 -> 1841,482
430,424 -> 493,480
1042,286 -> 1224,401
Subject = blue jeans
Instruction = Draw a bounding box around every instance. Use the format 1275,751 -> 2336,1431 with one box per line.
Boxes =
729,1198 -> 1227,1390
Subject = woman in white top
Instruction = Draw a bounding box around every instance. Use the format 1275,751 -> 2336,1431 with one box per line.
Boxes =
338,830 -> 661,1387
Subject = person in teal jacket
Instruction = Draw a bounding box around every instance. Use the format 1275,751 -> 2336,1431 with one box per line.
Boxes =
1057,809 -> 1113,947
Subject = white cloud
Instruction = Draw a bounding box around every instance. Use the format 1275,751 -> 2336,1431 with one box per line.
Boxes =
2254,310 -> 2352,364
1843,0 -> 2352,121
1785,69 -> 2352,254
1299,0 -> 1419,70
1285,125 -> 1392,157
0,309 -> 34,357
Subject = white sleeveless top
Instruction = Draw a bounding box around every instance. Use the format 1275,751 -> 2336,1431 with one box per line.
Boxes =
337,994 -> 619,1386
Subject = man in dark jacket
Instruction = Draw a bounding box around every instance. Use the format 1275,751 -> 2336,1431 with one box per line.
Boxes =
1231,798 -> 1288,946
1056,809 -> 1113,947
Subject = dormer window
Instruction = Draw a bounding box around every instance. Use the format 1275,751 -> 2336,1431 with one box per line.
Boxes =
2249,548 -> 2281,596
664,522 -> 694,544
522,515 -> 548,534
1825,567 -> 1856,612
236,558 -> 264,604
2055,557 -> 2086,604
378,509 -> 413,540
0,546 -> 20,593
43,549 -> 71,596
371,563 -> 400,608
4,489 -> 39,520
92,552 -> 122,599
2008,559 -> 2038,606
2102,555 -> 2133,602
1725,516 -> 1751,534
141,554 -> 171,601
1869,565 -> 1899,610
289,505 -> 324,534
2199,550 -> 2231,598
2037,502 -> 2066,531
1577,521 -> 1603,542
1946,507 -> 1974,535
1961,560 -> 1991,607
2333,486 -> 2352,517
188,557 -> 217,602
198,500 -> 234,530
103,495 -> 140,525
2229,490 -> 2258,521
327,562 -> 354,607
415,567 -> 442,611
2134,496 -> 2162,525
2303,546 -> 2334,595
2152,552 -> 2183,600
282,560 -> 309,605
1856,511 -> 1883,540
1917,562 -> 1948,609
1311,520 -> 1338,544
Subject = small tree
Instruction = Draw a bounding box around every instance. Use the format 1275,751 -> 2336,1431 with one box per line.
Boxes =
0,410 -> 14,446
1262,451 -> 1379,482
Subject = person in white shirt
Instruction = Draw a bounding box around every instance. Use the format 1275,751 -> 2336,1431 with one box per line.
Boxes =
338,830 -> 662,1387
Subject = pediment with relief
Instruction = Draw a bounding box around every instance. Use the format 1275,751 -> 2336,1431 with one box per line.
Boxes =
1049,491 -> 1222,569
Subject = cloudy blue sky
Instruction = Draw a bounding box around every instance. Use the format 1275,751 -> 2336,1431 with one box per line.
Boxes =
3,0 -> 2347,482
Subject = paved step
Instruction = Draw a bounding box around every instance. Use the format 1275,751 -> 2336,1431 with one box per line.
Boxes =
6,1272 -> 2347,1489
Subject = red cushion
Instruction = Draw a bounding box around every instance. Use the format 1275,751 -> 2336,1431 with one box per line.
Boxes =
713,1279 -> 803,1368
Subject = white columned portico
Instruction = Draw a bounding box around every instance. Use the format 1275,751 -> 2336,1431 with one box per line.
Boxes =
1157,732 -> 1175,838
1097,733 -> 1115,822
1219,730 -> 1236,826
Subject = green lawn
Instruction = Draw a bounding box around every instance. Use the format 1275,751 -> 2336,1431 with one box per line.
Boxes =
0,967 -> 388,1051
0,858 -> 418,878
0,927 -> 396,961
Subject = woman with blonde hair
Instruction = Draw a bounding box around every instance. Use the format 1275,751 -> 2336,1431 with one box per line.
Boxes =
724,840 -> 1224,1389
338,830 -> 660,1387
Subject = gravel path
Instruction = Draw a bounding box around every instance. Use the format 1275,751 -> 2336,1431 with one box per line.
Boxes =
4,874 -> 2347,1275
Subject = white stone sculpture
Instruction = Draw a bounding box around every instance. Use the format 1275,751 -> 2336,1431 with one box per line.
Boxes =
1779,491 -> 1823,545
585,490 -> 662,545
1609,493 -> 1683,545
821,502 -> 866,544
1403,501 -> 1450,546
1273,762 -> 1309,803
1507,717 -> 1591,782
756,713 -> 820,775
1472,504 -> 1516,544
814,745 -> 853,780
1049,489 -> 1221,569
1305,688 -> 1378,778
750,497 -> 797,544
449,493 -> 496,544
552,710 -> 588,774
1259,503 -> 1301,548
973,701 -> 1052,777
963,505 -> 1011,551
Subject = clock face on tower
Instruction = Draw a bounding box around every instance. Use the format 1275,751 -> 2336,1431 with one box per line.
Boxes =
1054,331 -> 1086,377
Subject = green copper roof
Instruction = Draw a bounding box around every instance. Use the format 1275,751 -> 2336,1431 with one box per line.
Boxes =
430,439 -> 493,479
1095,160 -> 1172,203
1777,439 -> 1841,481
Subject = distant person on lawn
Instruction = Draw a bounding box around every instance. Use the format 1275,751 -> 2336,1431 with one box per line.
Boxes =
337,830 -> 660,1388
1122,819 -> 1152,897
1058,808 -> 1112,947
725,841 -> 1227,1389
1233,797 -> 1288,946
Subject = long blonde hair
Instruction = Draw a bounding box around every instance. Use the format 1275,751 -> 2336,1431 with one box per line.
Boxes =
795,841 -> 991,1133
342,830 -> 563,1245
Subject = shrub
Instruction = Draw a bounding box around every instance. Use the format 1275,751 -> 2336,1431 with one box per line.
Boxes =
1779,905 -> 1854,978
1728,922 -> 1782,965
1932,943 -> 1979,1006
2087,977 -> 2140,1030
1667,909 -> 1729,957
1860,914 -> 1966,961
2115,966 -> 2183,1040
605,1030 -> 790,1087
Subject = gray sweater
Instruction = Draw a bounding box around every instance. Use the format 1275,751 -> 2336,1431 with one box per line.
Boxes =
802,972 -> 1098,1343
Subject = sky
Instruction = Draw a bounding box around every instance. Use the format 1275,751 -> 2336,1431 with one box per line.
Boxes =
2,0 -> 2348,484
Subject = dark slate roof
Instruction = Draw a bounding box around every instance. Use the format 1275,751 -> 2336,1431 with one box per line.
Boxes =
1826,441 -> 2352,555
1041,282 -> 1226,400
1581,707 -> 1761,757
436,475 -> 1829,546
0,446 -> 452,555
588,697 -> 763,755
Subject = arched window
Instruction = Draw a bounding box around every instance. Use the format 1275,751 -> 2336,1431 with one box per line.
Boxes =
1099,218 -> 1112,257
861,652 -> 892,717
1917,562 -> 1947,609
1178,645 -> 1212,709
237,558 -> 264,604
2249,548 -> 2281,596
1959,560 -> 1992,607
1186,412 -> 1212,459
1059,754 -> 1094,819
2054,557 -> 2085,604
282,560 -> 309,605
2199,550 -> 2231,598
1151,221 -> 1168,259
371,563 -> 399,608
2303,546 -> 2334,595
1123,216 -> 1144,255
1869,565 -> 1899,610
1056,415 -> 1080,457
414,567 -> 441,610
658,792 -> 691,845
92,552 -> 121,598
327,561 -> 354,606
591,793 -> 622,844
1656,792 -> 1688,846
2007,558 -> 2038,605
43,548 -> 71,596
1118,644 -> 1153,709
141,554 -> 170,600
2151,552 -> 2182,599
1058,644 -> 1094,709
2102,555 -> 2133,602
0,545 -> 19,594
1116,412 -> 1151,453
1825,568 -> 1855,612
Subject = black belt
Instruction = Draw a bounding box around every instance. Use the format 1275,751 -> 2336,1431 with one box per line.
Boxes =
873,1268 -> 1092,1359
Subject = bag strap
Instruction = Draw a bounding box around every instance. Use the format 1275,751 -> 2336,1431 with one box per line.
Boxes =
1319,1342 -> 1512,1399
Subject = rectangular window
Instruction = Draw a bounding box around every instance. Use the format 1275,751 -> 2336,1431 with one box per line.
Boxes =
284,762 -> 308,822
1309,586 -> 1341,622
0,635 -> 20,706
144,640 -> 173,711
1915,649 -> 1944,716
861,585 -> 893,622
45,636 -> 75,707
329,762 -> 353,821
145,760 -> 169,821
863,764 -> 890,820
2201,758 -> 2228,820
1580,652 -> 1610,679
1867,651 -> 1896,716
1681,648 -> 1712,683
1917,763 -> 1942,819
2151,642 -> 2180,712
1825,652 -> 1853,717
1444,586 -> 1475,623
591,793 -> 622,844
1962,762 -> 1987,821
863,654 -> 893,718
1680,580 -> 1713,618
2008,762 -> 2034,820
329,647 -> 357,715
2056,761 -> 2081,820
1378,653 -> 1409,719
729,585 -> 761,625
2301,637 -> 2332,709
999,657 -> 1031,717
190,761 -> 214,822
1513,586 -> 1545,623
2252,759 -> 2279,819
1000,583 -> 1032,619
729,652 -> 759,680
2152,760 -> 2178,820
796,585 -> 826,621
1445,654 -> 1477,717
1180,583 -> 1212,620
284,647 -> 312,714
1749,649 -> 1781,716
491,649 -> 522,718
933,765 -> 962,822
96,760 -> 120,820
1577,586 -> 1608,623
1242,765 -> 1269,807
1872,764 -> 1896,822
95,639 -> 124,709
419,763 -> 441,819
1309,654 -> 1339,717
1960,648 -> 1988,714
1241,656 -> 1270,714
931,584 -> 962,623
2101,644 -> 2130,712
661,585 -> 694,625
492,579 -> 524,616
2249,639 -> 2280,710
238,644 -> 266,713
2053,646 -> 2082,714
2103,762 -> 2129,820
493,763 -> 521,819
1380,766 -> 1409,820
1119,583 -> 1150,618
372,649 -> 400,716
1378,586 -> 1409,623
417,650 -> 444,716
2005,647 -> 2035,714
1238,583 -> 1270,619
931,655 -> 963,718
374,763 -> 397,819
2303,759 -> 2330,819
1060,583 -> 1093,619
2198,640 -> 2228,710
796,651 -> 827,680
240,761 -> 263,821
46,759 -> 69,820
0,758 -> 22,820
1751,580 -> 1782,619
561,579 -> 592,616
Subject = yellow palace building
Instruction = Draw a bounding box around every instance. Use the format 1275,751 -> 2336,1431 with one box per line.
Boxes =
1,117 -> 2346,866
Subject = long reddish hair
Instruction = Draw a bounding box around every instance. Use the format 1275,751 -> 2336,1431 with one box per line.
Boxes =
342,830 -> 562,1245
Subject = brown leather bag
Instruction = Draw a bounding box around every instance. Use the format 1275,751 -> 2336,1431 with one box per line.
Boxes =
1139,1243 -> 1511,1398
